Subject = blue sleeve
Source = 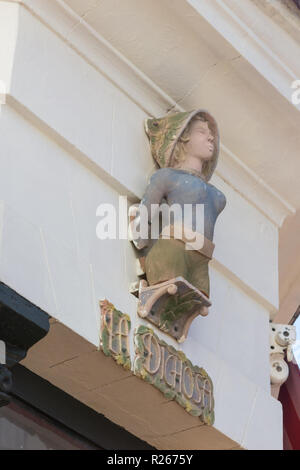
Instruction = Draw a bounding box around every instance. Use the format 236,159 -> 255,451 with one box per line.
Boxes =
140,169 -> 169,222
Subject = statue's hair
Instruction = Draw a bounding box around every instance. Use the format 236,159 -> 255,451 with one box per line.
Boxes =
172,113 -> 212,173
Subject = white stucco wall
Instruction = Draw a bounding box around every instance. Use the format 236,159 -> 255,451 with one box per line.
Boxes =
0,1 -> 284,450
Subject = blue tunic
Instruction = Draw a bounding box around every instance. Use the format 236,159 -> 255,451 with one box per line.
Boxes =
137,168 -> 226,297
140,168 -> 226,241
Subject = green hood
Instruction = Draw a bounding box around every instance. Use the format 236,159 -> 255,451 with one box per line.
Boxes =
144,109 -> 220,182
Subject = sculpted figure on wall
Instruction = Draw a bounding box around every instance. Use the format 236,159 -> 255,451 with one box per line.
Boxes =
130,109 -> 226,342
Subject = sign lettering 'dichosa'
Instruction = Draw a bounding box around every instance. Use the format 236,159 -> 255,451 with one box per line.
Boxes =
134,325 -> 215,425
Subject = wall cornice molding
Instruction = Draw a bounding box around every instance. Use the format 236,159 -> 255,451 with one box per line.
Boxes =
9,0 -> 179,118
187,0 -> 300,106
252,0 -> 300,45
216,145 -> 295,227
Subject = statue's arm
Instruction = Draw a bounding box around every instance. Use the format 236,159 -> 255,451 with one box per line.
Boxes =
140,169 -> 167,216
129,169 -> 167,250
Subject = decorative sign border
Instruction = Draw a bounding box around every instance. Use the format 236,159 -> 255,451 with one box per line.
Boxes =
134,325 -> 215,425
99,300 -> 131,371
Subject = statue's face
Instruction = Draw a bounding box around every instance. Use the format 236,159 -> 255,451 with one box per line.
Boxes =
184,120 -> 214,161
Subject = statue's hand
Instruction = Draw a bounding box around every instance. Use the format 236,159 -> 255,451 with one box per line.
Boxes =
128,204 -> 149,250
